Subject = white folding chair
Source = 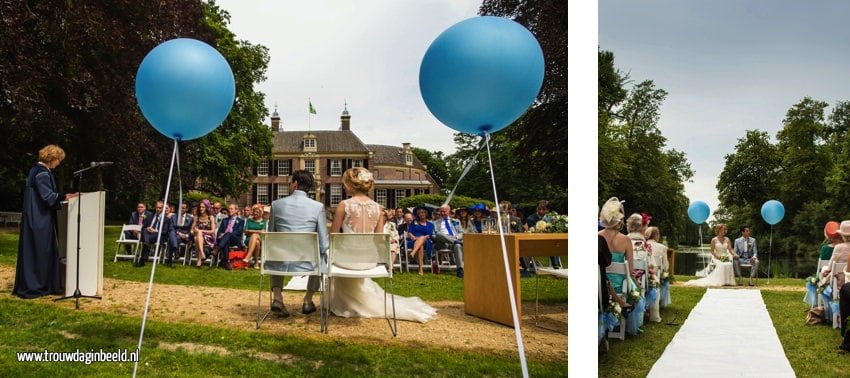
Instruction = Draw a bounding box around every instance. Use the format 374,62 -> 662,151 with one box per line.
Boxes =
325,233 -> 396,336
605,260 -> 631,340
633,259 -> 648,297
114,224 -> 142,262
831,261 -> 847,329
534,258 -> 567,333
256,232 -> 323,330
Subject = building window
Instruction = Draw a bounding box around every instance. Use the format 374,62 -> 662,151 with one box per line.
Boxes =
304,138 -> 316,148
330,159 -> 342,176
330,184 -> 343,206
404,154 -> 413,165
304,159 -> 315,174
416,188 -> 426,195
277,160 -> 291,176
257,184 -> 268,205
395,190 -> 405,207
276,183 -> 289,199
376,189 -> 387,207
257,160 -> 269,176
352,159 -> 364,168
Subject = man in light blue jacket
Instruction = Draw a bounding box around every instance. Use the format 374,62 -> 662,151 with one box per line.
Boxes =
269,170 -> 329,316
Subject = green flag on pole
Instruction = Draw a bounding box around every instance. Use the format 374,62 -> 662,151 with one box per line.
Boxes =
309,100 -> 317,115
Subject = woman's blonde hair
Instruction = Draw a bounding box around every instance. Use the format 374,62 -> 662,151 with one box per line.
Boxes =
39,145 -> 65,164
715,223 -> 726,235
645,226 -> 660,241
626,213 -> 643,233
342,167 -> 374,194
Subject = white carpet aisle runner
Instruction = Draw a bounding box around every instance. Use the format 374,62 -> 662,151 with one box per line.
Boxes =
647,289 -> 795,377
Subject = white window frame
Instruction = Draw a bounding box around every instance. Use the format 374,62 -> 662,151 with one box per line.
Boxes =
277,160 -> 291,176
330,184 -> 343,206
257,184 -> 268,205
376,189 -> 387,207
304,159 -> 316,174
395,190 -> 405,206
404,154 -> 413,165
304,138 -> 316,148
276,183 -> 289,199
257,160 -> 269,176
416,188 -> 426,195
352,159 -> 364,168
330,159 -> 342,176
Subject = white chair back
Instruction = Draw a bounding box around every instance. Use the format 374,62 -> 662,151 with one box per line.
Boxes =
605,261 -> 632,294
114,224 -> 143,262
330,233 -> 391,271
818,259 -> 831,274
260,232 -> 321,276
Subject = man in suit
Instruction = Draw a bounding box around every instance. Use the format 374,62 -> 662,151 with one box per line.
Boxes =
733,225 -> 759,286
168,202 -> 194,266
433,204 -> 464,278
215,203 -> 245,269
269,170 -> 329,317
136,201 -> 172,267
126,202 -> 153,255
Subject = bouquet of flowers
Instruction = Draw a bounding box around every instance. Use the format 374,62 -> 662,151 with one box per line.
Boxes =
717,254 -> 730,263
661,271 -> 670,282
529,211 -> 568,233
628,287 -> 641,304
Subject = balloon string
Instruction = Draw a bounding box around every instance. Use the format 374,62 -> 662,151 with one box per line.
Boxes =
133,139 -> 179,377
483,132 -> 529,378
442,138 -> 486,206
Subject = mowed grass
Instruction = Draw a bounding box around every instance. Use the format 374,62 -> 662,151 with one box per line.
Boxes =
0,298 -> 565,376
0,228 -> 566,304
599,275 -> 844,377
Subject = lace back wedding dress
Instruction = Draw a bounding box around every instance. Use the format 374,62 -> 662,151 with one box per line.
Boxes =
330,198 -> 438,323
684,238 -> 736,287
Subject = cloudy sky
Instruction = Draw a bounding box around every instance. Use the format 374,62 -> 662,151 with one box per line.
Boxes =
599,0 -> 850,217
216,0 -> 481,155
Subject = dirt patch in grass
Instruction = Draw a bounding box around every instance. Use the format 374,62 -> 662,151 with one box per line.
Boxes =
0,265 -> 566,363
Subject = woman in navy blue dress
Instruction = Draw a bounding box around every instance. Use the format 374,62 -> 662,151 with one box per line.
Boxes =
13,145 -> 78,299
406,206 -> 434,276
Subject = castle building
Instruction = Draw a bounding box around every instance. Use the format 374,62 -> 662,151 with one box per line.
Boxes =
240,106 -> 440,211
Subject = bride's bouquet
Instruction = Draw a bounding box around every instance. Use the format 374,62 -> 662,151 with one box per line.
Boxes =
717,254 -> 730,263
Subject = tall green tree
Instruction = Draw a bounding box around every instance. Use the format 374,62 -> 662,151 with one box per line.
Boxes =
411,147 -> 449,190
479,0 -> 567,191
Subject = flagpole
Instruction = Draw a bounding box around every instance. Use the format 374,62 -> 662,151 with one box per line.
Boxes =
308,97 -> 311,131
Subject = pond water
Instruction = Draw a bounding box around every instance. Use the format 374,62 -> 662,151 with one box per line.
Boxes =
674,248 -> 818,279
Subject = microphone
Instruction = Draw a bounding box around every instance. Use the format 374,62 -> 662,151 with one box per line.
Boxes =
90,161 -> 114,167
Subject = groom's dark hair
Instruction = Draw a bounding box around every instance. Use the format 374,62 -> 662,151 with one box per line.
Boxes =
291,170 -> 314,192
740,225 -> 750,234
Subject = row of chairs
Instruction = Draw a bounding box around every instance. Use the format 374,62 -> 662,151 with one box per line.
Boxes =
604,254 -> 667,341
393,231 -> 458,273
256,232 -> 397,336
114,224 -> 226,266
813,259 -> 845,329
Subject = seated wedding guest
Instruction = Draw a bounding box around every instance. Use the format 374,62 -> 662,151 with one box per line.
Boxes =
393,207 -> 405,227
821,221 -> 841,263
598,198 -> 638,331
242,205 -> 252,220
262,205 -> 270,228
125,202 -> 153,255
407,205 -> 435,276
397,212 -> 413,237
192,199 -> 217,268
241,204 -> 266,269
137,201 -> 172,267
434,204 -> 464,278
526,200 -> 561,269
469,204 -> 489,233
455,207 -> 476,234
383,208 -> 401,268
645,226 -> 670,318
822,220 -> 850,287
169,202 -> 194,265
626,213 -> 650,281
13,144 -> 79,299
215,203 -> 245,269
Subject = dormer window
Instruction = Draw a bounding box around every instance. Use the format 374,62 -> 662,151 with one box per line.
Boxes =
304,138 -> 316,148
303,133 -> 317,152
405,153 -> 413,165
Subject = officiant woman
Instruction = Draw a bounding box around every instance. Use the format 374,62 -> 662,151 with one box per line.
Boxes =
13,144 -> 78,299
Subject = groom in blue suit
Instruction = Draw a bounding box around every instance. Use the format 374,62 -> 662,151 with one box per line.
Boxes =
733,225 -> 759,286
269,170 -> 329,317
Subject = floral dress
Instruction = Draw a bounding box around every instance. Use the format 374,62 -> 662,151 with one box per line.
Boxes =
196,216 -> 216,250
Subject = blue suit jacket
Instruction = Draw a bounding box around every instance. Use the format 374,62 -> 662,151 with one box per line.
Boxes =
216,215 -> 245,239
129,210 -> 154,228
734,236 -> 757,260
270,190 -> 329,255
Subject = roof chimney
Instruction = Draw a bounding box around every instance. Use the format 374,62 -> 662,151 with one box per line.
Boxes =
340,103 -> 351,131
271,105 -> 281,132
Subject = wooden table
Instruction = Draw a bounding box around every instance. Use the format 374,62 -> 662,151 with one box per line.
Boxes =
463,232 -> 567,327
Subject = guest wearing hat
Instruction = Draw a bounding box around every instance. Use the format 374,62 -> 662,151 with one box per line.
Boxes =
406,205 -> 435,276
822,220 -> 850,288
821,221 -> 841,261
469,204 -> 490,233
455,207 -> 476,234
262,204 -> 271,228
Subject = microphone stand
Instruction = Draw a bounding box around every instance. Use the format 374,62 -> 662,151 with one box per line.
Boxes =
55,163 -> 106,309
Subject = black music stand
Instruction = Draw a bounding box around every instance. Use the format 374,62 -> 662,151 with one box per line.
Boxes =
55,162 -> 110,309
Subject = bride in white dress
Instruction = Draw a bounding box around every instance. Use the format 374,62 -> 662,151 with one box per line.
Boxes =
328,167 -> 437,323
685,223 -> 736,287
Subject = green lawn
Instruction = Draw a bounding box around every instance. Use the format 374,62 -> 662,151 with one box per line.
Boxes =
0,228 -> 567,376
599,276 -> 845,377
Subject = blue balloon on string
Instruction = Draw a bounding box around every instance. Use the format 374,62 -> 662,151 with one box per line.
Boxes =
761,200 -> 785,225
135,38 -> 235,141
419,16 -> 545,135
687,201 -> 710,224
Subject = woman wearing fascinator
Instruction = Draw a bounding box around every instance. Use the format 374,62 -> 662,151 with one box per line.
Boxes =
598,198 -> 636,313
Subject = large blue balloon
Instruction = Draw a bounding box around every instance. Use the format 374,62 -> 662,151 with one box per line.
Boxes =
687,201 -> 710,224
135,38 -> 235,141
761,200 -> 785,225
419,16 -> 545,135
